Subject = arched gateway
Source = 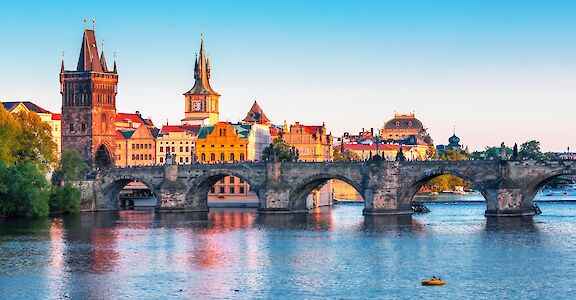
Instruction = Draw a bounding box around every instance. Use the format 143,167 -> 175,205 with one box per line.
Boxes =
89,159 -> 576,217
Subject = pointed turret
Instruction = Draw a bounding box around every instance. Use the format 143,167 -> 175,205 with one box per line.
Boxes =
113,60 -> 117,73
243,100 -> 270,125
60,52 -> 65,73
100,50 -> 108,72
76,29 -> 103,72
185,35 -> 219,96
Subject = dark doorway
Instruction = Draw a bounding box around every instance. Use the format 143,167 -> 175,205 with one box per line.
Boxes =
95,144 -> 112,169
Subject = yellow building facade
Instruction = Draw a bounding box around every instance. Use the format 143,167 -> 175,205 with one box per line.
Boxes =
196,122 -> 249,163
281,121 -> 333,162
115,125 -> 156,167
155,125 -> 199,165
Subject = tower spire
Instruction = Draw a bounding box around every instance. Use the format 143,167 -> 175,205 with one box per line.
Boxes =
113,51 -> 117,73
61,51 -> 65,73
100,39 -> 108,72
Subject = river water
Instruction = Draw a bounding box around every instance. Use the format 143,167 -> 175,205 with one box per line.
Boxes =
1,200 -> 576,299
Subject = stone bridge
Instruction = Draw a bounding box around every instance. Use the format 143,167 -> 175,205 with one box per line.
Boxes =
88,159 -> 576,217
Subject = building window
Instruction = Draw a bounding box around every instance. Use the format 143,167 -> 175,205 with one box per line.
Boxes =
201,153 -> 206,161
230,153 -> 235,161
160,147 -> 163,152
220,178 -> 225,183
210,187 -> 215,194
160,157 -> 164,163
185,146 -> 189,152
81,123 -> 86,132
210,153 -> 215,161
220,153 -> 225,161
229,187 -> 235,194
185,157 -> 189,163
180,147 -> 183,152
239,178 -> 244,183
239,187 -> 245,194
132,154 -> 135,160
219,187 -> 225,193
69,124 -> 74,132
229,177 -> 235,184
239,153 -> 245,161
171,147 -> 175,152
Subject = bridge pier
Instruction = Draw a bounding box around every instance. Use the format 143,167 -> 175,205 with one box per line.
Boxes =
156,156 -> 208,213
362,187 -> 413,216
484,188 -> 535,217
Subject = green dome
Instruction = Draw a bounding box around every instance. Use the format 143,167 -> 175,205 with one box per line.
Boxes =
448,134 -> 460,145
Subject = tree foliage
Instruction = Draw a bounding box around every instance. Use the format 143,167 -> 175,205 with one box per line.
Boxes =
50,183 -> 81,214
426,142 -> 438,159
519,140 -> 543,160
333,148 -> 361,162
0,161 -> 50,217
262,138 -> 293,162
54,149 -> 88,181
0,104 -> 57,172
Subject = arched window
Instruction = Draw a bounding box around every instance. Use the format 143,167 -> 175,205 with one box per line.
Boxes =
239,153 -> 245,161
220,153 -> 225,161
230,153 -> 235,161
210,153 -> 215,161
201,153 -> 206,161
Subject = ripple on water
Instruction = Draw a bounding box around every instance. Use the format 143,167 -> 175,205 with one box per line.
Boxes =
1,202 -> 576,298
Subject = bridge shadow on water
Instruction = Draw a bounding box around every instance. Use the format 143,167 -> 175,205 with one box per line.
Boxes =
484,216 -> 537,232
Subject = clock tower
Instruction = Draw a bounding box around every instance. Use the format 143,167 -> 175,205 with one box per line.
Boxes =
181,35 -> 220,125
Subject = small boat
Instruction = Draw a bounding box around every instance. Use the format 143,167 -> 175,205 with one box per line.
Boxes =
421,277 -> 445,286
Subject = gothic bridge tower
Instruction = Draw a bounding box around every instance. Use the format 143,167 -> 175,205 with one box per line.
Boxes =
181,35 -> 220,125
60,28 -> 118,168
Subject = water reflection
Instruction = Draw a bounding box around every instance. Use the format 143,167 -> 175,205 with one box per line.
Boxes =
2,203 -> 576,299
485,216 -> 537,232
361,215 -> 425,233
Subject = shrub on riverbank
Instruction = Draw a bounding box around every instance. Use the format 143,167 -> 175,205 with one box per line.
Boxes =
0,162 -> 50,217
50,183 -> 81,214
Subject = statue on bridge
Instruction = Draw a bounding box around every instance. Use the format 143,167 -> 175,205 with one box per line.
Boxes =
500,142 -> 508,160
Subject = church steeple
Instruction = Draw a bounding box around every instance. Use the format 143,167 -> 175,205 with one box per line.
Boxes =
185,35 -> 218,96
182,34 -> 220,126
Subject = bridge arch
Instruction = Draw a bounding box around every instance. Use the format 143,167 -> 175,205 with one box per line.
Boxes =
524,169 -> 576,204
99,174 -> 159,210
289,173 -> 365,211
186,169 -> 262,210
401,169 -> 488,205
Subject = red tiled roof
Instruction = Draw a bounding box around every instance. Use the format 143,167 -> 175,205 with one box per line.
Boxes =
343,143 -> 413,151
160,125 -> 201,134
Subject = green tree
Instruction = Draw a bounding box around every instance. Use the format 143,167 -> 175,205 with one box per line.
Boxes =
519,140 -> 543,160
0,161 -> 50,217
50,184 -> 81,214
0,103 -> 19,165
426,142 -> 438,159
333,148 -> 361,162
11,111 -> 57,172
54,149 -> 88,181
262,138 -> 293,162
49,149 -> 87,214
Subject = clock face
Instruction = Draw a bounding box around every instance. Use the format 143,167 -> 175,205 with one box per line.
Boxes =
193,101 -> 201,111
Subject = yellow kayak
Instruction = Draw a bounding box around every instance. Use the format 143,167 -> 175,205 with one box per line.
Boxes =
421,278 -> 445,286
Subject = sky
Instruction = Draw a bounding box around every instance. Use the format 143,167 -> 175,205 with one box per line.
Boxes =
0,0 -> 575,151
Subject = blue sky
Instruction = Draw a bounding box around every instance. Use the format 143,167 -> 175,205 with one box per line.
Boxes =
1,0 -> 575,151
